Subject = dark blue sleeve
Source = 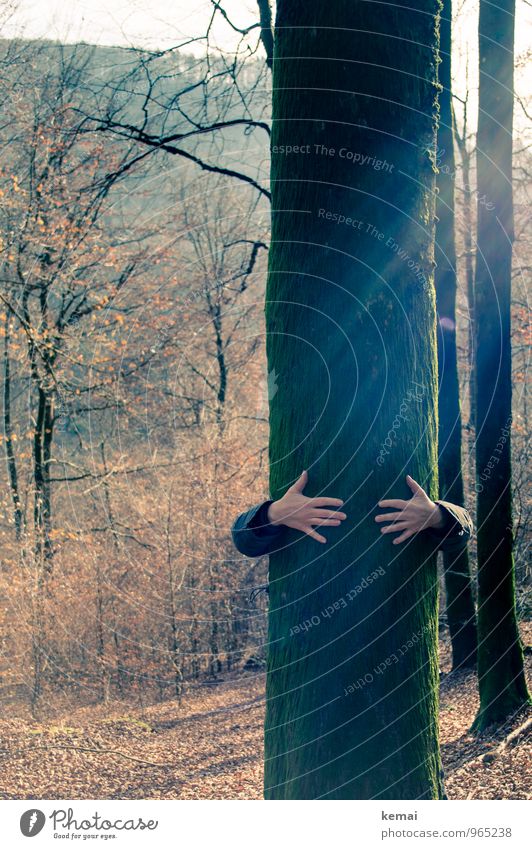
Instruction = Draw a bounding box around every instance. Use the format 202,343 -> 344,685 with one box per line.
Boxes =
425,500 -> 473,555
231,500 -> 285,557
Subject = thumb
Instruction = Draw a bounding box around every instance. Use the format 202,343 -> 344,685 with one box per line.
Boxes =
290,469 -> 308,493
406,474 -> 425,496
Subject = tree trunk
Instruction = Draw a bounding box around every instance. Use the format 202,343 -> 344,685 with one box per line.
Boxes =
454,105 -> 476,432
33,387 -> 54,567
165,496 -> 183,699
30,563 -> 46,715
435,0 -> 477,670
3,312 -> 23,538
95,560 -> 111,703
264,0 -> 445,798
472,0 -> 530,730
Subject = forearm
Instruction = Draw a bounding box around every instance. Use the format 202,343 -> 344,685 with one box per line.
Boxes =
231,501 -> 284,557
426,500 -> 473,552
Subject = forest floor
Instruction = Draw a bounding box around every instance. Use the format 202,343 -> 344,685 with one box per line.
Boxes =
1,625 -> 530,800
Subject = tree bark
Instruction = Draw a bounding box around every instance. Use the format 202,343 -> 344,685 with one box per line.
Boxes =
454,94 -> 476,432
33,386 -> 54,567
435,0 -> 477,670
265,0 -> 445,798
472,0 -> 530,730
3,312 -> 23,538
256,0 -> 274,70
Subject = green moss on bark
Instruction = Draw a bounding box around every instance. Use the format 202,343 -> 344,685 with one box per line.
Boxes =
472,0 -> 530,732
435,0 -> 477,670
264,0 -> 446,798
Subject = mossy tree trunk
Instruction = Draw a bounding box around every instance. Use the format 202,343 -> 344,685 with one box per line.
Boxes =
435,0 -> 477,670
472,0 -> 530,730
264,0 -> 445,798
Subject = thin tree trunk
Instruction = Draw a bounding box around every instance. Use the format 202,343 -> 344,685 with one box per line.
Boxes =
3,312 -> 23,538
95,559 -> 110,703
207,561 -> 221,678
165,489 -> 183,698
211,300 -> 227,427
189,567 -> 201,680
265,0 -> 445,798
458,141 -> 476,431
256,0 -> 274,69
100,441 -> 122,551
33,387 -> 54,567
90,446 -> 125,696
472,0 -> 530,730
435,0 -> 477,670
453,75 -> 476,434
30,562 -> 46,715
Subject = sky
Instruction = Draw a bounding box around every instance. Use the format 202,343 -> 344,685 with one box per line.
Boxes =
0,0 -> 260,51
0,0 -> 530,136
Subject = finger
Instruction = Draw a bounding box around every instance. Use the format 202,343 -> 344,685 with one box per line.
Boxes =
310,497 -> 344,508
290,469 -> 308,493
381,522 -> 410,534
406,474 -> 425,495
375,512 -> 406,523
304,527 -> 327,544
310,518 -> 341,527
377,499 -> 407,509
310,509 -> 347,520
392,529 -> 416,545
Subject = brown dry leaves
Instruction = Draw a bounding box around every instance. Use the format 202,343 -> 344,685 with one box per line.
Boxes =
0,674 -> 266,800
440,623 -> 532,801
0,627 -> 530,800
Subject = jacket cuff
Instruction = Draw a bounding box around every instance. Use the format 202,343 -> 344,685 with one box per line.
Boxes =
426,500 -> 467,540
248,500 -> 283,537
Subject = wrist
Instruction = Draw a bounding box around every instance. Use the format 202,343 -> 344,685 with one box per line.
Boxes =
267,500 -> 283,526
430,503 -> 446,530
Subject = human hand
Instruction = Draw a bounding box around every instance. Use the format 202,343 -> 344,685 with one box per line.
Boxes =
267,470 -> 347,544
374,474 -> 445,545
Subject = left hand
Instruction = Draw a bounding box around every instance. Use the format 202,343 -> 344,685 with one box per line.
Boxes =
374,474 -> 445,545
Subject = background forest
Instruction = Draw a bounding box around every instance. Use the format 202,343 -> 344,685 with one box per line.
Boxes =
0,0 -> 530,800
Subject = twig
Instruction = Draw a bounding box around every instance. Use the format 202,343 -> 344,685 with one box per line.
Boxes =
1,744 -> 172,768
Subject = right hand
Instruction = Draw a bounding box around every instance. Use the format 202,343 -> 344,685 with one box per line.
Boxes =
267,470 -> 346,544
